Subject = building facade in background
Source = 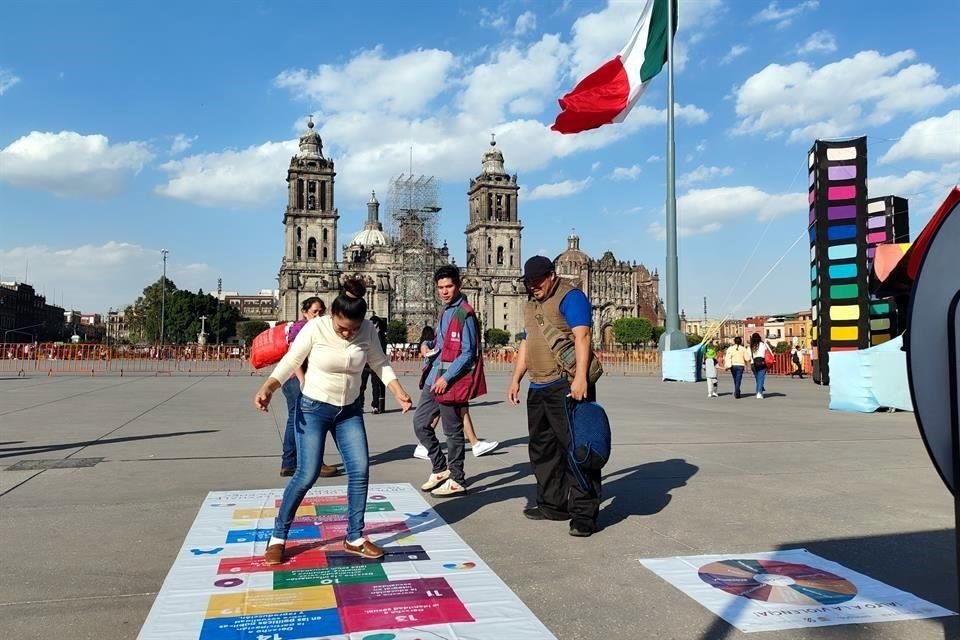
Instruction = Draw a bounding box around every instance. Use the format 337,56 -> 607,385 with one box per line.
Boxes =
0,282 -> 66,342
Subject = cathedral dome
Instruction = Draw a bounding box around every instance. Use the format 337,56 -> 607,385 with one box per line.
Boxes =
298,116 -> 324,159
351,228 -> 388,247
556,233 -> 589,269
481,135 -> 506,176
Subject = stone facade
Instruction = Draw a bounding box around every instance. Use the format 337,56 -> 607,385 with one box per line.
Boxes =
277,121 -> 664,345
555,235 -> 665,348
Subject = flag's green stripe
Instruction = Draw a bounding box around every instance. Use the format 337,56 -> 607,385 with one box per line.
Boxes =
639,0 -> 677,83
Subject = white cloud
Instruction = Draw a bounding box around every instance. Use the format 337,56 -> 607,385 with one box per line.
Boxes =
170,134 -> 197,155
796,31 -> 837,55
869,167 -> 958,197
591,161 -> 601,172
155,139 -> 297,208
679,165 -> 733,186
0,242 -> 212,312
734,50 -> 960,143
610,165 -> 642,180
721,44 -> 749,65
649,185 -> 805,238
0,68 -> 20,95
524,177 -> 592,200
514,11 -> 537,36
274,47 -> 457,116
881,110 -> 960,164
0,131 -> 153,198
480,7 -> 508,30
647,155 -> 661,163
752,1 -> 818,29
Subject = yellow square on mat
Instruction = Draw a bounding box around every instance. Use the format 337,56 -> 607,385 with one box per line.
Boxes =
206,586 -> 336,619
232,506 -> 314,519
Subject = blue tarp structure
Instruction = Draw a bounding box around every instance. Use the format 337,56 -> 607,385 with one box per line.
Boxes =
662,344 -> 702,382
828,335 -> 913,412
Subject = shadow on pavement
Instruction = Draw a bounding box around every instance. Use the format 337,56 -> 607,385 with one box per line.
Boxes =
695,529 -> 958,639
0,430 -> 219,459
600,458 -> 699,528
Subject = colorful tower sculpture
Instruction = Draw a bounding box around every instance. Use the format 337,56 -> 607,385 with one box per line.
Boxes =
808,137 -> 870,385
865,195 -> 910,345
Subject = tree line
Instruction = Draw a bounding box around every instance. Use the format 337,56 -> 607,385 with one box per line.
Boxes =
123,278 -> 242,345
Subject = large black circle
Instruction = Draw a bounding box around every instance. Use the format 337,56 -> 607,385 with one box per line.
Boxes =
906,194 -> 960,495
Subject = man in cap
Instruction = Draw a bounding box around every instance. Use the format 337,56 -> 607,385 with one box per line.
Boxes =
508,256 -> 600,537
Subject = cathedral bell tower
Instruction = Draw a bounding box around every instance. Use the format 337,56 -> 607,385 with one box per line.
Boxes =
278,117 -> 341,320
465,134 -> 522,274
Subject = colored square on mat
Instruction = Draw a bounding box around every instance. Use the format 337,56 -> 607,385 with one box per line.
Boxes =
314,501 -> 394,515
335,578 -> 474,633
827,205 -> 857,220
867,231 -> 889,244
274,563 -> 387,589
827,224 -> 857,241
829,305 -> 860,321
870,302 -> 891,314
327,544 -> 430,567
829,284 -> 860,299
826,146 -> 857,161
233,505 -> 313,520
226,525 -> 322,544
217,545 -> 329,575
827,264 -> 857,279
276,495 -> 347,507
199,608 -> 342,639
206,585 -> 336,619
867,215 -> 886,228
870,317 -> 891,331
827,244 -> 857,260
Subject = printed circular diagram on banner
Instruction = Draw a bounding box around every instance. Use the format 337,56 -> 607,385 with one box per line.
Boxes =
698,559 -> 857,605
906,188 -> 960,495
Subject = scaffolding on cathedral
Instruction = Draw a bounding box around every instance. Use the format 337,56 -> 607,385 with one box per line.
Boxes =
387,174 -> 442,330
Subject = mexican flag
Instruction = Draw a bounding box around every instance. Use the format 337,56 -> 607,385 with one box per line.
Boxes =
551,0 -> 677,135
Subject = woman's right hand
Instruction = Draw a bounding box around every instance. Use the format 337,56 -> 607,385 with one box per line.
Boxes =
254,387 -> 273,412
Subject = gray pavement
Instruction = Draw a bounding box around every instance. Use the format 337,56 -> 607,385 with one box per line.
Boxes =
0,372 -> 956,639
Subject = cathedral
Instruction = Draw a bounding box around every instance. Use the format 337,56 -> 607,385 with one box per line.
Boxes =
277,120 -> 664,347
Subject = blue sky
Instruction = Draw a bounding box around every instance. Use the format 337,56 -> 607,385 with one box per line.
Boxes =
1,0 -> 957,317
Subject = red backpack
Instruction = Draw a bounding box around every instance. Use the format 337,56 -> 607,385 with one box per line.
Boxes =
249,323 -> 290,369
420,301 -> 487,405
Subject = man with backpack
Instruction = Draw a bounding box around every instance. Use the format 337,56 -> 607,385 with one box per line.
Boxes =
508,256 -> 602,537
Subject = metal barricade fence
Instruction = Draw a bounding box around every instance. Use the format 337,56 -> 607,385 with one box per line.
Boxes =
0,343 -> 812,377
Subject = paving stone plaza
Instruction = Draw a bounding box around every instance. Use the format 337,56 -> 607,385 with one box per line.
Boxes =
1,372 -> 956,639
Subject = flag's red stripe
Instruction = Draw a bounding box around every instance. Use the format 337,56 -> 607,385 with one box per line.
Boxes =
551,56 -> 630,135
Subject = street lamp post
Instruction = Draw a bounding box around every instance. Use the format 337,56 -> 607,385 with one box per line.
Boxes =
160,249 -> 169,347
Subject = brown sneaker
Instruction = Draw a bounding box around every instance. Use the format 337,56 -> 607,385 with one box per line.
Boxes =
342,538 -> 384,559
264,543 -> 285,565
319,463 -> 339,478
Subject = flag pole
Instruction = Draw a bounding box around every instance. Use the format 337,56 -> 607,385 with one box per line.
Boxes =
660,0 -> 685,351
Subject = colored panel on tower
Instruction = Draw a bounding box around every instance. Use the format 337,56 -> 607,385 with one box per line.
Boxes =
808,137 -> 869,385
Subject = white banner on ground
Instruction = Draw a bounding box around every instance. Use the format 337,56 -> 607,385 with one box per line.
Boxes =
139,483 -> 556,639
641,549 -> 954,633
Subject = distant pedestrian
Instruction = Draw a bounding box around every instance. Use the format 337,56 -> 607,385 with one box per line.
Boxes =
703,344 -> 719,398
280,297 -> 338,479
724,337 -> 750,399
790,345 -> 804,379
749,333 -> 772,399
254,276 -> 414,565
359,314 -> 388,414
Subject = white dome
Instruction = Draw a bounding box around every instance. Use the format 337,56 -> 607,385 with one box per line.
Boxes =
351,228 -> 388,247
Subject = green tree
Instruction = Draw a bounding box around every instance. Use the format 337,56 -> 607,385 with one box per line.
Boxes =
651,325 -> 666,345
613,317 -> 652,348
515,332 -> 525,342
237,320 -> 270,346
684,333 -> 702,346
485,328 -> 510,346
387,319 -> 409,345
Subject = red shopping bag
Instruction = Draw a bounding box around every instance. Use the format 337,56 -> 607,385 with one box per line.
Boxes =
763,348 -> 775,368
249,323 -> 290,369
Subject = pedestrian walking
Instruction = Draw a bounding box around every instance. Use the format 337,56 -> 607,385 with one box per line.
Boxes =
724,337 -> 750,399
703,344 -> 719,398
280,297 -> 338,479
412,265 -> 486,498
359,314 -> 388,414
254,277 -> 414,565
508,255 -> 602,537
749,332 -> 772,399
790,344 -> 805,379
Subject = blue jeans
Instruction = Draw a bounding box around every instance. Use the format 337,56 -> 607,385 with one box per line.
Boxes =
273,394 -> 369,541
280,377 -> 300,469
730,366 -> 744,396
754,366 -> 767,395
